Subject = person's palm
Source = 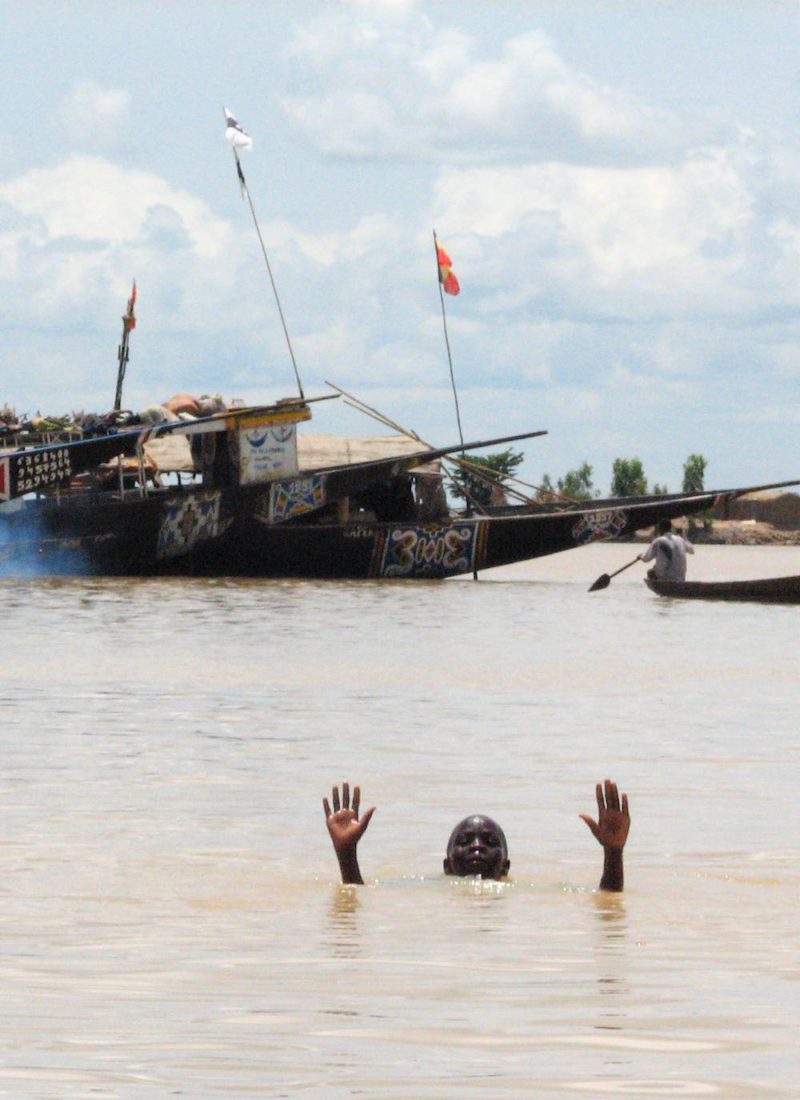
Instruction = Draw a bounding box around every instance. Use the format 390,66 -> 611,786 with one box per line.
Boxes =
593,807 -> 629,849
327,807 -> 370,852
580,779 -> 630,850
323,783 -> 374,855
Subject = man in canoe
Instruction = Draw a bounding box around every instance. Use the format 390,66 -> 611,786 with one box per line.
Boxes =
322,778 -> 630,891
639,518 -> 694,581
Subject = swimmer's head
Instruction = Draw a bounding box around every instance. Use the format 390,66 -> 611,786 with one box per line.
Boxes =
443,814 -> 510,880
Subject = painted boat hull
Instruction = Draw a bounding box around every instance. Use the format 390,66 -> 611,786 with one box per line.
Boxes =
0,483 -> 746,579
645,575 -> 800,603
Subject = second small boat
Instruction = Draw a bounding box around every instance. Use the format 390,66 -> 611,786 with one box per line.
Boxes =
645,574 -> 800,603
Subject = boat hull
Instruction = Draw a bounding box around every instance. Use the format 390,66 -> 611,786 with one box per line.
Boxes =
1,483 -> 736,579
645,575 -> 800,603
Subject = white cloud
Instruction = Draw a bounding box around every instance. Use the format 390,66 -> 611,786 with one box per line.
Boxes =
1,155 -> 230,256
55,80 -> 131,149
344,0 -> 419,12
429,147 -> 800,323
0,152 -> 429,414
282,14 -> 720,163
0,155 -> 254,405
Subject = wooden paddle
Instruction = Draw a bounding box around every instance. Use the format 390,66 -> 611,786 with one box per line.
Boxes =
588,555 -> 642,592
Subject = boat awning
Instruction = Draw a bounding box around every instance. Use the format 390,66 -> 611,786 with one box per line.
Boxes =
297,434 -> 441,476
135,429 -> 443,478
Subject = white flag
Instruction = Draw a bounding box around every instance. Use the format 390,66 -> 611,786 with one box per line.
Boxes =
224,108 -> 253,152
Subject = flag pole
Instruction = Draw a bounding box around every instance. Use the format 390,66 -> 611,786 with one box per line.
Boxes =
229,130 -> 305,401
433,229 -> 464,450
114,280 -> 136,412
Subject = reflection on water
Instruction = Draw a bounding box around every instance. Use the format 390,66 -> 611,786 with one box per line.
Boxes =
327,886 -> 362,958
0,546 -> 797,1097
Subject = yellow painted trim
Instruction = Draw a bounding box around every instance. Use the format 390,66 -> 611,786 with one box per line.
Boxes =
226,406 -> 312,431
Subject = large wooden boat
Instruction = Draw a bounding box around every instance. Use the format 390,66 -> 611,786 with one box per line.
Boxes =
2,395 -> 796,579
645,574 -> 800,603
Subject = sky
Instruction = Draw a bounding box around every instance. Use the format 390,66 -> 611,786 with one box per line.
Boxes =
3,0 -> 800,494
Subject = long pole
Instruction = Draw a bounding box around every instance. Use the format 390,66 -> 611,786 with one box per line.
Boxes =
231,144 -> 305,401
114,280 -> 136,411
433,230 -> 464,449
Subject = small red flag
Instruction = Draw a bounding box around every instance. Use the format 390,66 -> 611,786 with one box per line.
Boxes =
436,238 -> 460,296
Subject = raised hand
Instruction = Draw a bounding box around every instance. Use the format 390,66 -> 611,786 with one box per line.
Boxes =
579,779 -> 630,892
323,782 -> 375,884
580,779 -> 630,849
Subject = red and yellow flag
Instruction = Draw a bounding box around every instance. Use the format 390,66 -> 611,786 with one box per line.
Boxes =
436,238 -> 460,296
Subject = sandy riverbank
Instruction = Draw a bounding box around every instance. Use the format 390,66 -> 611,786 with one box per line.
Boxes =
632,519 -> 800,545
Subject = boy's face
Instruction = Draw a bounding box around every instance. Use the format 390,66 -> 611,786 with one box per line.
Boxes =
443,815 -> 510,879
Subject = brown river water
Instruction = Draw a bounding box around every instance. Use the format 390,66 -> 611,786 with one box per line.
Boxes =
1,544 -> 797,1098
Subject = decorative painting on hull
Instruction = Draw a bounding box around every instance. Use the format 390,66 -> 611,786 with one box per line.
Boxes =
374,522 -> 482,578
572,510 -> 627,544
257,474 -> 327,525
157,492 -> 231,560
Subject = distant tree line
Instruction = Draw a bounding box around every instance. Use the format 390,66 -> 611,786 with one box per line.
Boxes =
538,453 -> 709,501
450,450 -> 709,505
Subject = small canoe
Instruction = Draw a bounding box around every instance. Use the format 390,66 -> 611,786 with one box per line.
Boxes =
645,574 -> 800,603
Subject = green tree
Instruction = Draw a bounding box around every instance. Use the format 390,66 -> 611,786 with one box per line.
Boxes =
683,453 -> 713,533
538,461 -> 597,501
538,473 -> 555,498
610,457 -> 648,497
652,483 -> 668,496
559,461 -> 598,500
452,448 -> 524,506
682,453 -> 707,493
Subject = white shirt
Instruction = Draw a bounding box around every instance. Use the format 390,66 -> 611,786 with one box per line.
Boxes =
641,531 -> 694,581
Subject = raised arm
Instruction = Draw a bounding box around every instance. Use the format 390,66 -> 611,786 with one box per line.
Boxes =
323,782 -> 375,885
579,779 -> 630,892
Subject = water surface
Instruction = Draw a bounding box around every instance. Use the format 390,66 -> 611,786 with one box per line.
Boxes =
1,545 -> 797,1097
